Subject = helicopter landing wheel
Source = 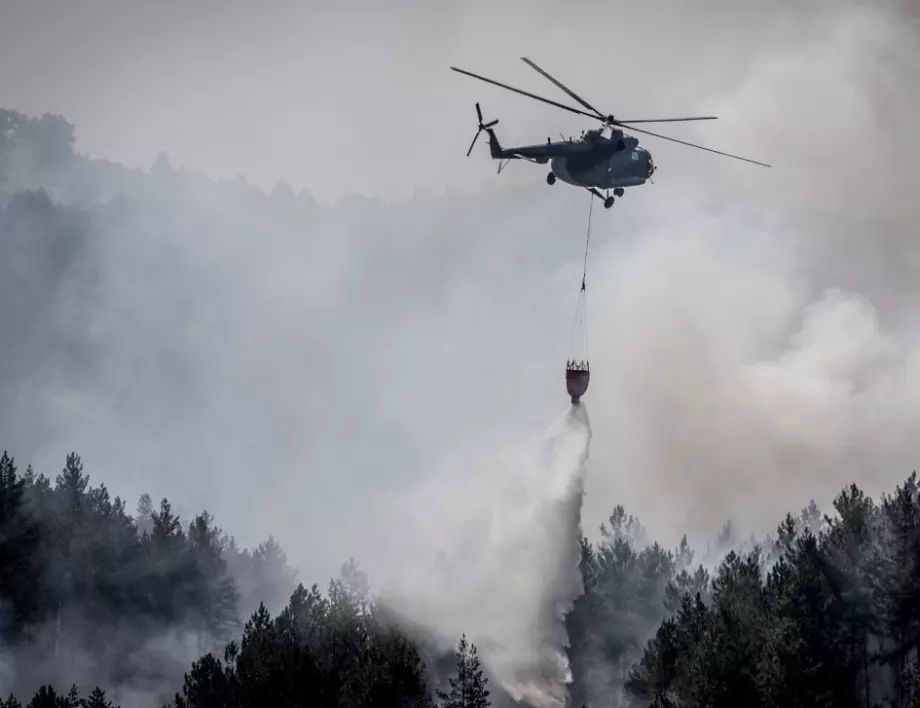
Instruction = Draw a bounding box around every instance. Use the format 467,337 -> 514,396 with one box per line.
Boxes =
614,187 -> 624,197
603,196 -> 614,208
547,172 -> 556,185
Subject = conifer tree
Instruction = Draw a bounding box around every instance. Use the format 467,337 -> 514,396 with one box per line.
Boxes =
437,634 -> 490,708
0,450 -> 41,640
136,493 -> 154,537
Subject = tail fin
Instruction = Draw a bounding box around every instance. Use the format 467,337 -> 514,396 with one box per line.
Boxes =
487,128 -> 503,159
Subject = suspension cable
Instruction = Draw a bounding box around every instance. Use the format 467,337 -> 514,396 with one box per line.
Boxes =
582,191 -> 594,292
568,192 -> 593,366
581,192 -> 593,364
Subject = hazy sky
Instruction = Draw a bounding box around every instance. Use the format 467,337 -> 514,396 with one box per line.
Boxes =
1,0 -> 809,201
3,0 -> 920,602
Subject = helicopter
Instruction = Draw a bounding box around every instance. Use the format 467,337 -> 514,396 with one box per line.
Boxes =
451,57 -> 771,208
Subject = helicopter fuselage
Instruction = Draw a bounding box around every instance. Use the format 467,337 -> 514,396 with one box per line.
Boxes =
486,126 -> 656,192
550,142 -> 654,190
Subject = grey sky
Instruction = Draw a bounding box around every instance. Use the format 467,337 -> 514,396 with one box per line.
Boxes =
1,0 -> 821,201
2,0 -> 920,624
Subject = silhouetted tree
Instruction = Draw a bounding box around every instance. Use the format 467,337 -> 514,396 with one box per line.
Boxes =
0,451 -> 41,640
79,688 -> 116,708
168,563 -> 435,708
437,634 -> 489,708
0,449 -> 263,700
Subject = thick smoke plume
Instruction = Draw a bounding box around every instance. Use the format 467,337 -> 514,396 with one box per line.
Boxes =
380,404 -> 592,708
579,0 -> 920,549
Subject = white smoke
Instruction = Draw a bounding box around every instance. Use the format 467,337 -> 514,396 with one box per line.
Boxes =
378,403 -> 592,707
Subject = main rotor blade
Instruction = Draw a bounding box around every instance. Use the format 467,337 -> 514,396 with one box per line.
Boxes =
616,121 -> 772,167
519,58 -> 719,126
520,57 -> 605,119
450,66 -> 599,121
615,116 -> 718,123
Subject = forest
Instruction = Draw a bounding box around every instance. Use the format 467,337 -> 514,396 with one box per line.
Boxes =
5,449 -> 920,707
3,108 -> 920,707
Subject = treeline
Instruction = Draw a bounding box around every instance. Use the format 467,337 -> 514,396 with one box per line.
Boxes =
1,555 -> 491,708
563,476 -> 920,708
0,448 -> 495,708
8,446 -> 920,708
164,570 -> 491,708
0,107 -> 316,211
0,450 -> 296,705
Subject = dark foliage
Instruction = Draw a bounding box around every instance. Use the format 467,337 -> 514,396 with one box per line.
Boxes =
436,634 -> 490,708
166,567 -> 438,708
564,476 -> 920,708
0,447 -> 461,708
0,449 -> 293,704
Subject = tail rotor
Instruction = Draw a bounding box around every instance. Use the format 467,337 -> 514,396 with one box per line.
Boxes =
466,102 -> 499,156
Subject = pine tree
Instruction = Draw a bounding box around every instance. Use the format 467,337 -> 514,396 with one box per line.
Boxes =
25,687 -> 56,708
564,537 -> 599,708
437,634 -> 490,708
186,512 -> 241,651
170,653 -> 233,708
135,493 -> 154,537
25,684 -> 78,708
79,688 -> 116,708
0,450 -> 41,640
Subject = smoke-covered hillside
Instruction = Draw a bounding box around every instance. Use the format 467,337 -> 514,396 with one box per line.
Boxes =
0,105 -> 599,587
6,0 -> 920,574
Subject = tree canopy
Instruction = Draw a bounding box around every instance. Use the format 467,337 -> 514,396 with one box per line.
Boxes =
5,445 -> 920,708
